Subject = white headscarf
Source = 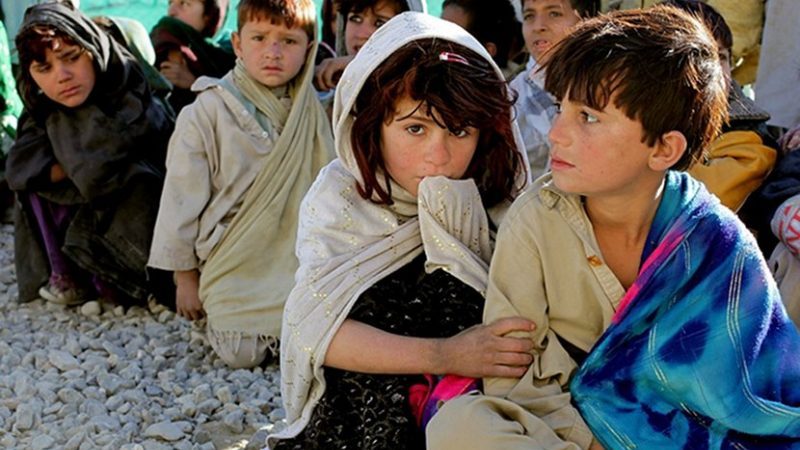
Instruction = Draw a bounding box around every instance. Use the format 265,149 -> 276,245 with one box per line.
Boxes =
269,12 -> 529,447
334,0 -> 428,55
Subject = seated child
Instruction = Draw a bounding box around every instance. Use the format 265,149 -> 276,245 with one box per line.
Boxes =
428,6 -> 800,449
313,0 -> 425,92
770,193 -> 800,327
150,0 -> 235,112
669,0 -> 778,212
510,0 -> 598,180
441,0 -> 523,79
6,1 -> 174,306
148,0 -> 334,369
270,12 -> 534,450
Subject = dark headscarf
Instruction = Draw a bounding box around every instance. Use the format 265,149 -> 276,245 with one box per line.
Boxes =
7,1 -> 173,200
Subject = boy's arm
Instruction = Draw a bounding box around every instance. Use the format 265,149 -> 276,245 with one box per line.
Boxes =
148,100 -> 214,271
483,208 -> 594,449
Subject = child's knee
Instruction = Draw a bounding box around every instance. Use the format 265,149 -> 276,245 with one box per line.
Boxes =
206,328 -> 275,369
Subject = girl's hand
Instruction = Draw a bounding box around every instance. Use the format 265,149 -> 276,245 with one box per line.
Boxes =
589,440 -> 605,450
175,270 -> 204,321
50,163 -> 67,182
314,55 -> 353,91
160,51 -> 197,89
437,317 -> 535,378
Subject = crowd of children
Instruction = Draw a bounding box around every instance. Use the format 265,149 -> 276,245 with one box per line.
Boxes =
1,0 -> 799,448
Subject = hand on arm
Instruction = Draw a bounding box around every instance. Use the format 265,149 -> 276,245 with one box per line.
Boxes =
313,55 -> 354,91
175,269 -> 205,321
324,317 -> 534,377
160,50 -> 197,89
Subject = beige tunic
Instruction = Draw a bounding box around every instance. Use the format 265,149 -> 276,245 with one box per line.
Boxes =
428,175 -> 627,450
148,76 -> 277,271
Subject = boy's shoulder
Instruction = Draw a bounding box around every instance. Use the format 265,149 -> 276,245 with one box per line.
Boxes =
501,174 -> 583,237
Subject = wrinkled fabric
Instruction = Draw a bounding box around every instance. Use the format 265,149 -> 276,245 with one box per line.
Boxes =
570,172 -> 800,449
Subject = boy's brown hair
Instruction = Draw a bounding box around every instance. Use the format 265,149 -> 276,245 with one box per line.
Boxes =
543,5 -> 728,170
237,0 -> 316,41
351,38 -> 526,207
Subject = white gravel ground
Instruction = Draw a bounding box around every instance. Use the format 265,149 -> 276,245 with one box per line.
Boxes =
0,223 -> 286,450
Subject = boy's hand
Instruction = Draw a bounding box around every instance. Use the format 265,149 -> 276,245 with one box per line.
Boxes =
175,270 -> 204,321
314,55 -> 354,91
160,51 -> 197,90
437,317 -> 535,378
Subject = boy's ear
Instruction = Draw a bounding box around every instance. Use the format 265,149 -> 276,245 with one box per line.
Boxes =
648,131 -> 687,171
231,31 -> 242,59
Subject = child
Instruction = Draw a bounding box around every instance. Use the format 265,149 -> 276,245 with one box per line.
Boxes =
510,0 -> 598,180
667,0 -> 778,213
150,0 -> 235,112
428,6 -> 800,449
147,0 -> 334,369
313,0 -> 425,92
6,1 -> 173,305
270,12 -> 534,450
441,0 -> 523,79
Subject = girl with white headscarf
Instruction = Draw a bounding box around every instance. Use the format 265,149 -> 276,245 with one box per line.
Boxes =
271,12 -> 533,450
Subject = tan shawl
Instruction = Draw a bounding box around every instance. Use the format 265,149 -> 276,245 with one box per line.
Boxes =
270,12 -> 530,446
198,32 -> 334,338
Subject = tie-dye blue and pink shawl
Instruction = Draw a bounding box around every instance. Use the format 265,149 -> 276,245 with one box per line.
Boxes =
570,171 -> 800,449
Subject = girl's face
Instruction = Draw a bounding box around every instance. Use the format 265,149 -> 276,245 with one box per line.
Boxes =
380,95 -> 479,196
344,0 -> 400,55
29,41 -> 96,108
168,0 -> 209,33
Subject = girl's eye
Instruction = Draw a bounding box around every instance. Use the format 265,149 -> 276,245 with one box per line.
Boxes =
581,111 -> 599,124
347,14 -> 363,24
549,11 -> 563,18
31,64 -> 50,74
283,38 -> 297,45
451,129 -> 469,138
406,125 -> 424,135
66,52 -> 81,62
252,35 -> 264,42
375,19 -> 388,28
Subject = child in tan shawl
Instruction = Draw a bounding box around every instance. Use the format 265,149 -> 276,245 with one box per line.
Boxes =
271,12 -> 534,450
148,0 -> 334,368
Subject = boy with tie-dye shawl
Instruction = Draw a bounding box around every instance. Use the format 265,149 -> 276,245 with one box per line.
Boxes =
428,6 -> 800,450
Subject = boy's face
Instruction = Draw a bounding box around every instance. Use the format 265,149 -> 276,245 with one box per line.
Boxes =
344,0 -> 400,55
29,41 -> 96,108
380,95 -> 479,197
548,92 -> 672,197
232,19 -> 310,88
521,0 -> 581,63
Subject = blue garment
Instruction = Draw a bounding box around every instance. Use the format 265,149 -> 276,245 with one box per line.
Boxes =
509,58 -> 556,181
571,171 -> 800,449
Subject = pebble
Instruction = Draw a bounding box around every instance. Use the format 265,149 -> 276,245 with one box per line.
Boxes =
0,224 -> 280,447
143,421 -> 185,441
80,301 -> 102,317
